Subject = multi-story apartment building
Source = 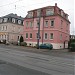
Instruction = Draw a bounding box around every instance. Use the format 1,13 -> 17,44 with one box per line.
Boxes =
23,3 -> 70,49
0,13 -> 24,43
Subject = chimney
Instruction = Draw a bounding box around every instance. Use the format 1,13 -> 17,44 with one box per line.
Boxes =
55,3 -> 57,7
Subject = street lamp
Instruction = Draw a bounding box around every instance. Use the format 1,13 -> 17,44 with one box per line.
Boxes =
37,9 -> 41,49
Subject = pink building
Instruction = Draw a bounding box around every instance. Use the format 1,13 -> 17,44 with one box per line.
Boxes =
23,3 -> 70,49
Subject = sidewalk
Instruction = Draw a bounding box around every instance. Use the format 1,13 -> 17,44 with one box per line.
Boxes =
7,44 -> 69,53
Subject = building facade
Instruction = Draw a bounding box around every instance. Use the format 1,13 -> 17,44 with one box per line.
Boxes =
23,3 -> 70,49
0,13 -> 24,43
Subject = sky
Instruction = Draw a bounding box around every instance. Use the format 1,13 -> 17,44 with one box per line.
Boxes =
0,0 -> 74,35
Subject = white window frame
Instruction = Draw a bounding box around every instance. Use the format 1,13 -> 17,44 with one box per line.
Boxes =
60,34 -> 62,40
45,20 -> 48,27
18,20 -> 21,24
28,12 -> 33,18
30,22 -> 33,27
4,26 -> 7,31
50,33 -> 53,40
30,33 -> 32,39
12,18 -> 15,23
46,8 -> 54,16
37,10 -> 40,17
44,33 -> 48,40
0,19 -> 3,23
1,26 -> 4,31
50,20 -> 54,27
61,10 -> 64,16
26,33 -> 28,39
3,18 -> 8,22
36,20 -> 39,27
26,21 -> 28,27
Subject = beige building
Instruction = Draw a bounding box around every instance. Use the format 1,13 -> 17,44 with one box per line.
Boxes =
0,13 -> 24,43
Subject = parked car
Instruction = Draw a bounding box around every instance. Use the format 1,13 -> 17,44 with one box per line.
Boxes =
69,43 -> 75,52
39,43 -> 53,50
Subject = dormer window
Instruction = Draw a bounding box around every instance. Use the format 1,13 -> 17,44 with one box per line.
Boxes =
18,20 -> 21,24
46,8 -> 54,16
61,10 -> 64,16
37,10 -> 40,17
28,12 -> 33,18
65,14 -> 68,20
4,18 -> 8,22
12,18 -> 15,23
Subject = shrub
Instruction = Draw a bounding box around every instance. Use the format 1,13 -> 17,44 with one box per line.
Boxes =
69,43 -> 75,52
20,36 -> 24,43
21,42 -> 27,46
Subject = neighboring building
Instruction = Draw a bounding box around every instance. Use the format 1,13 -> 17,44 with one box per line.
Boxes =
23,3 -> 70,49
70,35 -> 75,39
0,13 -> 24,43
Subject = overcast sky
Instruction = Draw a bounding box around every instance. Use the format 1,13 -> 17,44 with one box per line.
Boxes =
0,0 -> 74,35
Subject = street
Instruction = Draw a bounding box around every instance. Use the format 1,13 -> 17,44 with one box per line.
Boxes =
0,44 -> 74,75
0,60 -> 49,75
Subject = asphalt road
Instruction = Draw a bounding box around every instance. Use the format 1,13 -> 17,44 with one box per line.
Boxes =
0,60 -> 49,75
0,44 -> 74,59
0,44 -> 74,75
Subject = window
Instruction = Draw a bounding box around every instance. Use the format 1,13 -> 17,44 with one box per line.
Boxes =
26,33 -> 28,39
50,33 -> 53,39
12,18 -> 15,23
36,20 -> 39,27
18,27 -> 21,32
30,33 -> 32,38
61,20 -> 63,29
60,34 -> 62,40
12,26 -> 15,32
46,8 -> 54,16
37,10 -> 40,17
44,33 -> 48,39
18,20 -> 21,24
4,26 -> 7,31
3,18 -> 8,22
26,21 -> 28,27
1,26 -> 4,31
66,23 -> 68,31
50,20 -> 54,27
0,19 -> 3,23
28,12 -> 33,18
61,10 -> 64,16
45,21 -> 48,27
30,22 -> 33,27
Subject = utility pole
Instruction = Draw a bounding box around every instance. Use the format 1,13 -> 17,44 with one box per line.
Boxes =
37,9 -> 41,49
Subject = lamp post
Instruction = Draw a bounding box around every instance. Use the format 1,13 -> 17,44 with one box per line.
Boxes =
37,9 -> 41,49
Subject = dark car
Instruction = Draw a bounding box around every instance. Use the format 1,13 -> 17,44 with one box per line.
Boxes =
39,43 -> 53,50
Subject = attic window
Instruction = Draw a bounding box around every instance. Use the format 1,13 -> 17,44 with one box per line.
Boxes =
18,20 -> 21,24
12,18 -> 15,23
0,19 -> 3,23
46,8 -> 54,16
4,18 -> 8,22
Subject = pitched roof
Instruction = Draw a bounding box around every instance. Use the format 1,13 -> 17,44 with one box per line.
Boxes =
2,13 -> 24,20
